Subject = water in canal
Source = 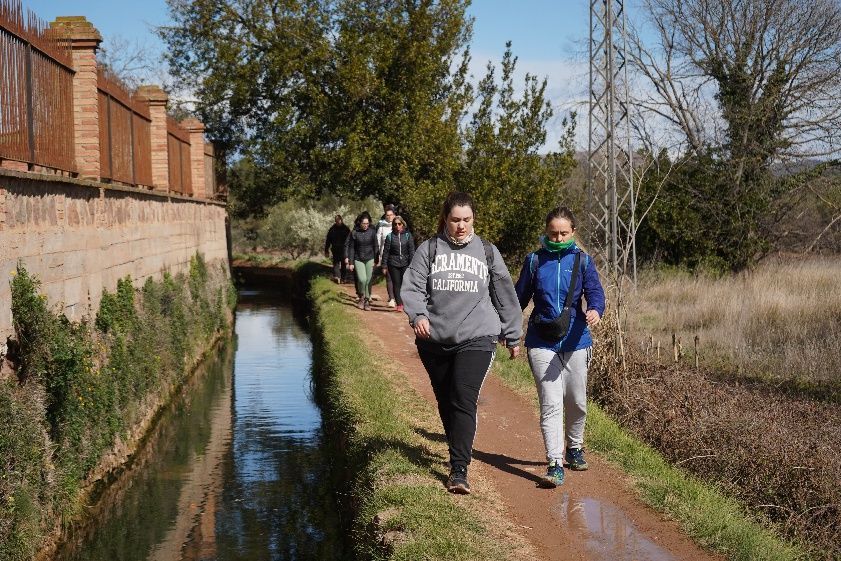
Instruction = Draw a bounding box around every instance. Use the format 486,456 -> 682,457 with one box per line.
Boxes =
54,290 -> 346,561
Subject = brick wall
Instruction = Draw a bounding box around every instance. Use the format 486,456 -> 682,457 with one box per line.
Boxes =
0,169 -> 229,346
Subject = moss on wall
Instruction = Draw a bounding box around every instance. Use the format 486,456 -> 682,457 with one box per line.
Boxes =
0,254 -> 234,561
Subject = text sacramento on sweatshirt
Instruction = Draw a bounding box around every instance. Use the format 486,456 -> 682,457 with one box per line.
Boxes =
400,233 -> 523,346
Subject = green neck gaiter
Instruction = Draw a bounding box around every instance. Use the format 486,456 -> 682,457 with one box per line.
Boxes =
543,236 -> 575,252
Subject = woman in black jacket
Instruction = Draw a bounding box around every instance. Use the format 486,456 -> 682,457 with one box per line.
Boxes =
345,211 -> 379,310
380,215 -> 415,313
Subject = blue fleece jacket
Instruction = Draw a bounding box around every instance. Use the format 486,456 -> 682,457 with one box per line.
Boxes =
514,242 -> 606,352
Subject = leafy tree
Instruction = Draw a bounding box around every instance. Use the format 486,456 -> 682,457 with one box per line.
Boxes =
162,1 -> 577,262
160,0 -> 334,209
160,0 -> 471,214
443,43 -> 577,264
326,0 -> 473,204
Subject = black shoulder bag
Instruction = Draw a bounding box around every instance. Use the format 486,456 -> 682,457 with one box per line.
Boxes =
532,252 -> 581,342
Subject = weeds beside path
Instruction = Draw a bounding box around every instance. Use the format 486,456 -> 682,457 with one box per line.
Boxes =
617,258 -> 841,558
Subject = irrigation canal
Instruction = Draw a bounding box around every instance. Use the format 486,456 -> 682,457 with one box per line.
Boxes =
53,290 -> 347,561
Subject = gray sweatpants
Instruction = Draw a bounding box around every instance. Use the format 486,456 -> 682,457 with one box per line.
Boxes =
527,346 -> 592,462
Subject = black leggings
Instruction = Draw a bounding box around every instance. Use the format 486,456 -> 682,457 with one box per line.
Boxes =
417,348 -> 495,469
331,250 -> 347,281
388,264 -> 407,305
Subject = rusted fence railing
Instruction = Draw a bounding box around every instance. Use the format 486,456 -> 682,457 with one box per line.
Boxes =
0,0 -> 75,172
97,68 -> 153,187
167,115 -> 192,195
203,142 -> 218,197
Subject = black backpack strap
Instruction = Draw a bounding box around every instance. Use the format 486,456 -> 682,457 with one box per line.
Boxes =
427,236 -> 438,275
563,252 -> 582,310
482,238 -> 501,308
482,238 -> 494,267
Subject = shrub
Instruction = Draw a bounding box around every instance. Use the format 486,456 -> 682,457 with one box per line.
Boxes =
0,379 -> 51,561
233,195 -> 385,258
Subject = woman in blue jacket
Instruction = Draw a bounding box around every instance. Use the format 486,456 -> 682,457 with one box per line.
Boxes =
514,206 -> 605,488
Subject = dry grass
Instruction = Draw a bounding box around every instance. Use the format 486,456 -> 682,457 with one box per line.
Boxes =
588,311 -> 841,561
626,256 -> 841,391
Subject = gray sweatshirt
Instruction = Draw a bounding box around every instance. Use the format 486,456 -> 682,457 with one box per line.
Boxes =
401,234 -> 523,347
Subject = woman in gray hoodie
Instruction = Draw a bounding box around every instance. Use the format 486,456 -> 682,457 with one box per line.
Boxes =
401,192 -> 522,494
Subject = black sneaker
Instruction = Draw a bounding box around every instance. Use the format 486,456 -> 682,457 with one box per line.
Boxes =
565,447 -> 589,471
446,465 -> 470,494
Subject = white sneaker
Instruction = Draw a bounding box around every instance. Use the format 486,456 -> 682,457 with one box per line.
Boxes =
387,299 -> 396,308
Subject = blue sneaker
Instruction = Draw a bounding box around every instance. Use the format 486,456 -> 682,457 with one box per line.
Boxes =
565,447 -> 589,471
539,460 -> 564,488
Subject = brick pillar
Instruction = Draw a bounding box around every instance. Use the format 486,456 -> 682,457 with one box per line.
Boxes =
51,17 -> 102,180
135,85 -> 169,192
181,118 -> 206,199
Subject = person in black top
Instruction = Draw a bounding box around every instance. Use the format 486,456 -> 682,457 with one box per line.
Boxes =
345,211 -> 380,310
380,215 -> 415,312
324,214 -> 351,283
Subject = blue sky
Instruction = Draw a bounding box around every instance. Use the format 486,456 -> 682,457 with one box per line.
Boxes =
25,0 -> 589,146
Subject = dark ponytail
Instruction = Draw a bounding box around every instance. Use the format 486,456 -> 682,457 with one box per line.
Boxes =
545,206 -> 576,229
438,191 -> 476,232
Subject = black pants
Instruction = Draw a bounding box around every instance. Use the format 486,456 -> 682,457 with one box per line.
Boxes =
417,348 -> 494,469
383,267 -> 394,300
388,264 -> 407,305
330,249 -> 347,281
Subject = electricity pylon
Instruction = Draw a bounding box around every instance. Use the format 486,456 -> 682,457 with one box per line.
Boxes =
588,0 -> 636,284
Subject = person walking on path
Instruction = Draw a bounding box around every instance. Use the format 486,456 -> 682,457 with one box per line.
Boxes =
401,192 -> 522,495
514,206 -> 605,489
380,215 -> 415,313
324,214 -> 351,283
345,212 -> 380,310
376,205 -> 397,307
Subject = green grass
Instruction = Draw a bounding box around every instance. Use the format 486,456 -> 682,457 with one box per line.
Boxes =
307,276 -> 519,561
491,353 -> 806,561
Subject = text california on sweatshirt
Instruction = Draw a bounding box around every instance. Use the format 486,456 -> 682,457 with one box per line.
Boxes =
401,234 -> 523,346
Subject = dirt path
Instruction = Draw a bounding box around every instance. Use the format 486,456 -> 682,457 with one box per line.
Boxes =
343,282 -> 722,561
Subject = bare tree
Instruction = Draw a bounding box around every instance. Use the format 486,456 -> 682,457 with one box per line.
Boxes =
97,35 -> 169,92
632,0 -> 841,169
622,0 -> 841,267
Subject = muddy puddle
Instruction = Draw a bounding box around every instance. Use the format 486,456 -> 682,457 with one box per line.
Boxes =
551,493 -> 677,561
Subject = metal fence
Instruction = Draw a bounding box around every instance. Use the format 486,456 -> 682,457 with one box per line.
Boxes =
0,0 -> 75,172
167,115 -> 192,195
97,68 -> 153,187
203,142 -> 217,197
